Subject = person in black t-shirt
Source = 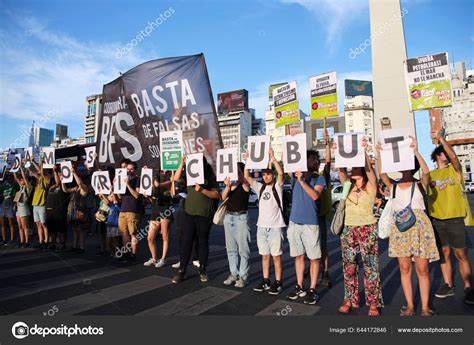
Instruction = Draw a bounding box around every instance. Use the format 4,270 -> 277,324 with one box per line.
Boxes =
45,165 -> 69,250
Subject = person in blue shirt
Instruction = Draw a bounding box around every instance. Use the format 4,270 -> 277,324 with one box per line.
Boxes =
286,150 -> 326,305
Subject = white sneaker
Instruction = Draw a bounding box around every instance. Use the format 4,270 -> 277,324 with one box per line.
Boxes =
144,258 -> 157,267
172,261 -> 180,269
192,260 -> 200,268
223,274 -> 239,286
155,259 -> 166,268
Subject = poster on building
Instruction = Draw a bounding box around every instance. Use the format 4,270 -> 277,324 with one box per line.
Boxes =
310,72 -> 338,119
159,130 -> 183,171
344,79 -> 373,97
405,52 -> 452,111
96,54 -> 222,171
217,90 -> 248,114
273,81 -> 300,128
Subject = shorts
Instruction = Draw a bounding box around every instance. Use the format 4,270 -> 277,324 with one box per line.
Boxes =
151,205 -> 173,221
16,203 -> 30,217
318,216 -> 328,250
33,205 -> 46,223
287,221 -> 321,259
107,226 -> 119,238
0,199 -> 14,218
432,217 -> 466,249
118,212 -> 141,236
257,227 -> 284,256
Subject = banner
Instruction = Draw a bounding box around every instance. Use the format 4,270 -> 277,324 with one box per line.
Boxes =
42,147 -> 55,169
96,54 -> 222,171
216,148 -> 238,182
186,153 -> 204,186
92,171 -> 111,195
246,136 -> 270,170
60,161 -> 74,184
273,81 -> 300,128
310,72 -> 338,119
334,133 -> 365,168
380,129 -> 415,173
160,130 -> 183,171
84,146 -> 96,169
114,168 -> 127,194
282,133 -> 307,173
405,52 -> 452,111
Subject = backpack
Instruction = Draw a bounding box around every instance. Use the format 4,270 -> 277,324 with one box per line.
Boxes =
259,183 -> 289,225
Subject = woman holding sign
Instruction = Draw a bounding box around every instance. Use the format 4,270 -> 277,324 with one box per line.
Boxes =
334,138 -> 383,316
376,137 -> 439,316
144,171 -> 173,269
12,164 -> 33,248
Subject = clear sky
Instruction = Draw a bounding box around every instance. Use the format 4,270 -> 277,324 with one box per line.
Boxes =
0,0 -> 472,164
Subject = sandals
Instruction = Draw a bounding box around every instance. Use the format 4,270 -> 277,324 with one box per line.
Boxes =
421,309 -> 437,316
368,305 -> 380,316
400,306 -> 415,316
338,301 -> 359,314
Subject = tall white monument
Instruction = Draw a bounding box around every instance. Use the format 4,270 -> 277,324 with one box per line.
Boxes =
369,0 -> 416,139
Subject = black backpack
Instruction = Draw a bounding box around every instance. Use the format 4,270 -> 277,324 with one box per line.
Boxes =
259,183 -> 289,225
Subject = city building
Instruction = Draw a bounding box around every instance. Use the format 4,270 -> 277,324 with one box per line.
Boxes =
33,127 -> 54,147
51,136 -> 86,148
441,62 -> 474,181
344,95 -> 376,156
55,124 -> 68,141
218,109 -> 253,159
84,94 -> 102,144
251,111 -> 265,136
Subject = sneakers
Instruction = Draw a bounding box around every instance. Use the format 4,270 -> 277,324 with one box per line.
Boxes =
223,274 -> 239,286
435,283 -> 455,298
199,270 -> 209,282
268,281 -> 283,295
253,279 -> 271,292
234,278 -> 247,288
192,260 -> 200,268
303,288 -> 320,305
464,287 -> 474,305
172,261 -> 181,269
155,259 -> 166,268
172,271 -> 186,284
321,271 -> 331,288
287,285 -> 307,300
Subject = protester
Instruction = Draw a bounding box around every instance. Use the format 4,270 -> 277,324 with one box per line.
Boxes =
144,170 -> 173,268
244,148 -> 285,295
45,165 -> 69,250
376,136 -> 439,316
62,165 -> 89,253
222,162 -> 251,288
428,130 -> 474,305
0,174 -> 18,246
335,138 -> 383,316
286,150 -> 326,304
29,158 -> 51,249
118,161 -> 143,262
13,165 -> 33,248
172,155 -> 220,283
98,193 -> 121,259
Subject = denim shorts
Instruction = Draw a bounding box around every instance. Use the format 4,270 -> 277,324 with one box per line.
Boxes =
256,227 -> 284,256
33,205 -> 46,223
0,199 -> 14,218
287,221 -> 321,259
16,203 -> 30,218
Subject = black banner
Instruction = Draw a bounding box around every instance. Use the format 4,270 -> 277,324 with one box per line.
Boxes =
96,53 -> 223,169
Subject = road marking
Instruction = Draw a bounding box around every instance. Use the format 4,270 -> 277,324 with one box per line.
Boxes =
1,258 -> 91,279
137,286 -> 240,316
256,300 -> 321,316
16,276 -> 170,315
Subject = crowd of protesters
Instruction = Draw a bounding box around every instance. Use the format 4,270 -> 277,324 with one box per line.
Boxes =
0,128 -> 473,315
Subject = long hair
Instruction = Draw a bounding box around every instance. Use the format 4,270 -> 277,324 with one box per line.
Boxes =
350,167 -> 369,192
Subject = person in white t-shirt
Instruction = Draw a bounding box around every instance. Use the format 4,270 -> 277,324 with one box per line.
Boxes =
244,147 -> 286,295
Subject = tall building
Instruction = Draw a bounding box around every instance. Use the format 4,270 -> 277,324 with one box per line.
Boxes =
84,94 -> 102,144
251,110 -> 265,136
33,127 -> 54,147
344,95 -> 376,157
218,109 -> 253,159
441,62 -> 474,181
55,124 -> 68,141
369,0 -> 415,141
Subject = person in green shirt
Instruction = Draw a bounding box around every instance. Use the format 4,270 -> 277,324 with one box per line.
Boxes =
429,130 -> 474,305
28,157 -> 52,249
172,154 -> 220,284
0,174 -> 18,246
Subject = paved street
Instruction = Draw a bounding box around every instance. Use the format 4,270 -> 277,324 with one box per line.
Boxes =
1,195 -> 473,317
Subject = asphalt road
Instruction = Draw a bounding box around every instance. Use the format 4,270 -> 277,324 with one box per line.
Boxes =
0,195 -> 473,317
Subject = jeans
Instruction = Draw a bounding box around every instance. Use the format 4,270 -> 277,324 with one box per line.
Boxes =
223,212 -> 251,281
180,212 -> 212,272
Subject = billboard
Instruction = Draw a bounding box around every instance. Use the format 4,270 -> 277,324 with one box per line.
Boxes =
217,89 -> 248,114
405,52 -> 452,111
344,79 -> 373,97
273,81 -> 300,128
268,83 -> 286,102
310,72 -> 338,119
